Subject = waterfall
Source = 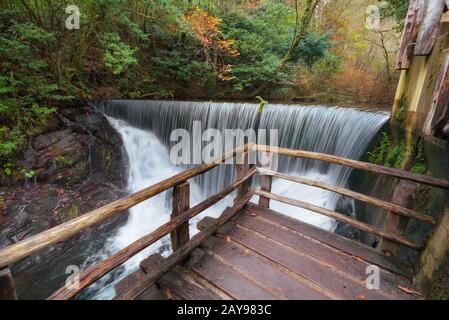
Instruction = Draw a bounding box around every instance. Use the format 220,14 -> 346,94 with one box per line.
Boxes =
87,100 -> 389,299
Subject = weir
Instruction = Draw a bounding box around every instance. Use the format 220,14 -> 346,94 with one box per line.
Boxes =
96,101 -> 389,230
96,101 -> 389,194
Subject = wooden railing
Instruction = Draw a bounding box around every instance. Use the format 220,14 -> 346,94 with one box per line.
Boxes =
0,144 -> 448,300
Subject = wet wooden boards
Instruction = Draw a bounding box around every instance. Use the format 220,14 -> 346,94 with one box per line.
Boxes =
115,204 -> 422,300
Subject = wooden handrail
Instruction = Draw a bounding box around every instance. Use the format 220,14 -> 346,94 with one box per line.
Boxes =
115,191 -> 254,300
1,143 -> 446,299
253,188 -> 422,250
48,167 -> 256,300
0,145 -> 251,270
257,168 -> 437,225
253,145 -> 449,189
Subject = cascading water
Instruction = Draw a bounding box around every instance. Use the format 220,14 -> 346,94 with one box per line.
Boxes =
87,101 -> 389,299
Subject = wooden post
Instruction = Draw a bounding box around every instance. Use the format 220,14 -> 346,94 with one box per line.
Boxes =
235,152 -> 254,202
258,152 -> 273,209
170,182 -> 190,252
0,267 -> 17,300
258,175 -> 272,208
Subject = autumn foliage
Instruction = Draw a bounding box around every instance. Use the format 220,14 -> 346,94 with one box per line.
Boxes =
185,8 -> 239,81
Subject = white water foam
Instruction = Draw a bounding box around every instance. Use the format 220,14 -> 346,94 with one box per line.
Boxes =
85,118 -> 232,299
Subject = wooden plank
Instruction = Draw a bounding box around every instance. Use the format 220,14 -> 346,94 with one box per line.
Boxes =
115,269 -> 168,300
115,192 -> 253,300
234,212 -> 419,299
197,216 -> 217,231
159,267 -> 230,300
247,204 -> 414,279
115,270 -> 145,296
201,236 -> 331,300
192,250 -> 279,300
414,0 -> 445,55
253,189 -> 422,250
0,268 -> 17,300
0,144 -> 251,270
116,254 -> 169,300
222,222 -> 395,300
427,51 -> 449,138
171,182 -> 190,251
253,145 -> 449,189
49,169 -> 256,300
118,255 -> 227,300
257,168 -> 436,225
396,0 -> 422,69
140,253 -> 165,271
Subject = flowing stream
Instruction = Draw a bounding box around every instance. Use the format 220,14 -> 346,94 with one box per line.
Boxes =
85,101 -> 389,299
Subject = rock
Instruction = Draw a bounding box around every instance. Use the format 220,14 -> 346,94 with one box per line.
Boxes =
334,196 -> 360,240
0,105 -> 128,299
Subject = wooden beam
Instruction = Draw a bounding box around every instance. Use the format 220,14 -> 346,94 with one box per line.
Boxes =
0,268 -> 17,300
396,0 -> 423,69
431,52 -> 449,139
0,144 -> 250,270
257,168 -> 436,225
414,0 -> 445,55
252,189 -> 422,251
424,51 -> 449,135
253,145 -> 449,189
115,191 -> 254,300
48,167 -> 256,300
171,182 -> 190,252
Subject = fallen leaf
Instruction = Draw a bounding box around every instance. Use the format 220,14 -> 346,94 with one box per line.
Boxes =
250,213 -> 257,217
358,293 -> 366,300
226,236 -> 231,243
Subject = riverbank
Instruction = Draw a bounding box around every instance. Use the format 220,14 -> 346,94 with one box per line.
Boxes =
0,105 -> 128,299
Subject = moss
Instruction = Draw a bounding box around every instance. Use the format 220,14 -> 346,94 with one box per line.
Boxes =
366,131 -> 407,169
384,141 -> 406,169
425,253 -> 449,300
0,195 -> 4,216
366,132 -> 391,165
63,161 -> 89,187
393,97 -> 407,125
365,127 -> 427,175
55,155 -> 74,167
410,136 -> 428,174
101,147 -> 113,173
59,202 -> 81,222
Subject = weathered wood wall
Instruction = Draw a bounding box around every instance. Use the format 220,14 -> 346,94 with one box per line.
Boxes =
393,1 -> 449,293
394,3 -> 449,139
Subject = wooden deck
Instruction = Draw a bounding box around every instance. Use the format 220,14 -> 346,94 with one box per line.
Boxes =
115,204 -> 422,300
3,144 -> 444,300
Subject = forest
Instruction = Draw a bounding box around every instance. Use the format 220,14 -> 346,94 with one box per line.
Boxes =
0,0 -> 407,180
